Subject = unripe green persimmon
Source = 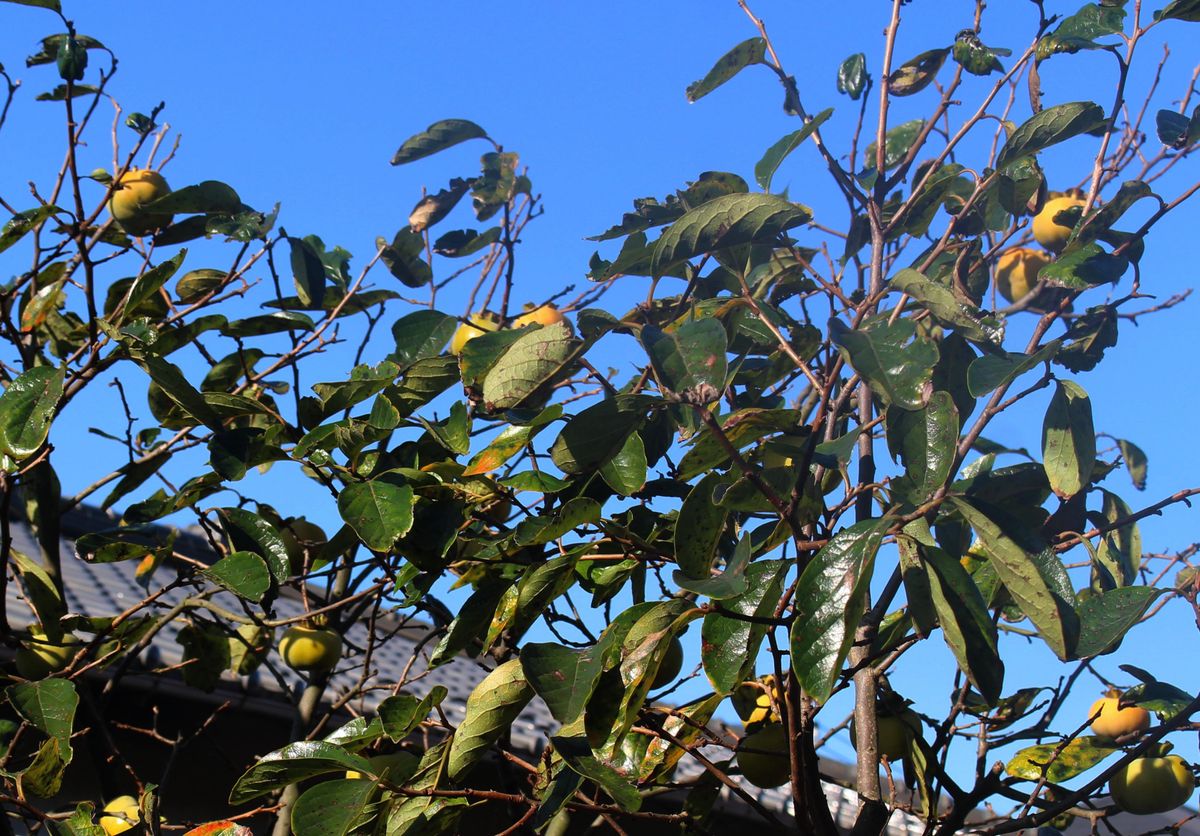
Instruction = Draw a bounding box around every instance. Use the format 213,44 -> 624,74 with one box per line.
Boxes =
850,708 -> 922,760
737,722 -> 790,789
1109,754 -> 1194,815
650,637 -> 683,688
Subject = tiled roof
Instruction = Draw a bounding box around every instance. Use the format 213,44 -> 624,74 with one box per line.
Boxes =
8,509 -> 1197,834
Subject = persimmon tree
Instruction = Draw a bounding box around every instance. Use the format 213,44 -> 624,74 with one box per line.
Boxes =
1,0 -> 1199,834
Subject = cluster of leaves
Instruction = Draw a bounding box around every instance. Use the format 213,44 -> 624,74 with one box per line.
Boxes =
0,0 -> 1199,834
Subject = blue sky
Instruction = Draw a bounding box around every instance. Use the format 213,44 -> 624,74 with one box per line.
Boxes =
4,0 -> 1200,801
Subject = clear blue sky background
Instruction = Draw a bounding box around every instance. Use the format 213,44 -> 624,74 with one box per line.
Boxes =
3,0 -> 1200,805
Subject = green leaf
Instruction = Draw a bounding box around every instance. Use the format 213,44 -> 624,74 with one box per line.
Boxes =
1041,242 -> 1129,290
952,31 -> 1008,76
948,498 -> 1079,660
1122,679 -> 1193,720
22,737 -> 67,798
1155,0 -> 1200,21
1057,306 -> 1117,373
674,534 -> 752,600
550,395 -> 657,474
830,316 -> 938,410
598,431 -> 647,496
177,622 -> 231,691
430,580 -> 511,666
216,508 -> 292,583
7,679 -> 77,758
790,519 -> 889,702
0,206 -> 61,254
650,193 -> 812,276
863,119 -> 926,171
641,318 -> 728,400
11,551 -> 65,637
289,236 -> 326,308
1006,736 -> 1118,782
996,101 -> 1107,169
0,366 -> 64,460
378,688 -> 447,742
522,640 -> 619,725
35,84 -> 101,101
551,731 -> 642,811
2,0 -> 61,11
471,152 -> 518,220
202,551 -> 271,602
47,802 -> 106,836
837,53 -> 867,99
966,341 -> 1060,397
923,541 -> 1004,705
391,119 -> 488,165
511,498 -> 601,547
1156,105 -> 1200,148
391,310 -> 457,369
174,268 -> 227,303
888,48 -> 950,96
446,660 -> 535,781
510,553 -> 583,639
685,37 -> 767,103
114,251 -> 185,325
1038,4 -> 1126,57
291,780 -> 379,836
933,332 -> 979,423
1042,380 -> 1095,499
383,795 -> 466,836
674,472 -> 729,579
755,108 -> 834,191
482,321 -> 579,411
378,228 -> 432,288
133,353 -> 223,430
1095,489 -> 1141,587
337,479 -> 415,552
464,405 -> 560,475
1076,586 -> 1163,657
700,559 -> 788,693
1068,180 -> 1153,249
891,268 -> 1003,345
676,408 -> 802,480
74,524 -> 174,564
230,741 -> 372,803
432,227 -> 500,257
220,311 -> 315,338
145,181 -> 241,215
1116,438 -> 1148,491
408,178 -> 471,232
887,392 -> 959,504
